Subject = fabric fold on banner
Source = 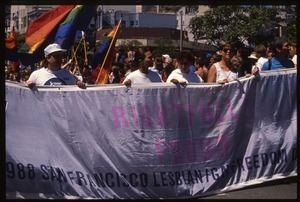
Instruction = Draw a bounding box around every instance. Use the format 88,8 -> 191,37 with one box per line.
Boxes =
54,5 -> 96,49
91,19 -> 122,84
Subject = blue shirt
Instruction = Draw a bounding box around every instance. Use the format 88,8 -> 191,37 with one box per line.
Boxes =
261,57 -> 294,71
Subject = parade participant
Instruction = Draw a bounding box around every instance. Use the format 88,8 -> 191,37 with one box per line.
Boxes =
26,43 -> 85,88
122,56 -> 163,85
261,38 -> 294,71
166,50 -> 203,84
289,43 -> 297,68
207,43 -> 238,84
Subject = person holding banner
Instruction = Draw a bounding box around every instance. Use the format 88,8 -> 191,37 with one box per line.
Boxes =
26,43 -> 85,88
166,50 -> 203,85
207,43 -> 238,84
122,56 -> 163,85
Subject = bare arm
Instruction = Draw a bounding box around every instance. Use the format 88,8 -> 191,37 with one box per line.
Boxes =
207,65 -> 216,83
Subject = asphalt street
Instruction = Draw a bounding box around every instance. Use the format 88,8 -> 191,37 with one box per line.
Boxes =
198,176 -> 298,199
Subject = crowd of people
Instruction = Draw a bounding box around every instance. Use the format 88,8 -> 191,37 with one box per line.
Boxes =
5,37 -> 297,87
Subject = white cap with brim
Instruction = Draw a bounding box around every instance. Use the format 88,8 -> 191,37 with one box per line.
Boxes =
162,54 -> 171,59
44,43 -> 67,57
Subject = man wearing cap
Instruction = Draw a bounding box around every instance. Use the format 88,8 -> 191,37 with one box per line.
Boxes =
26,43 -> 85,88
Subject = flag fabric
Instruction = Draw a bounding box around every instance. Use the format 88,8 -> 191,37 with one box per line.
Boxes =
18,5 -> 75,54
54,5 -> 96,50
5,25 -> 16,50
91,19 -> 122,84
5,25 -> 19,61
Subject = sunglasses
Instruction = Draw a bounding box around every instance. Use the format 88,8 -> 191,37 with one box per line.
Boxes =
222,48 -> 232,52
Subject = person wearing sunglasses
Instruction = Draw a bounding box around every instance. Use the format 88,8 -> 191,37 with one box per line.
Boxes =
207,43 -> 238,84
261,38 -> 294,71
26,43 -> 86,88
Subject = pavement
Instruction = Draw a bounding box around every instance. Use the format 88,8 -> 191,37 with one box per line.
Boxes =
198,176 -> 298,199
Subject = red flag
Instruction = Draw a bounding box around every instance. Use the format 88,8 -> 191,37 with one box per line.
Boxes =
92,19 -> 122,84
18,5 -> 75,54
5,25 -> 16,50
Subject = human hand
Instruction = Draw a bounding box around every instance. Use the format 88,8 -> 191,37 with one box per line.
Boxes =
217,79 -> 228,84
252,67 -> 259,75
27,81 -> 36,89
123,79 -> 131,86
76,80 -> 86,88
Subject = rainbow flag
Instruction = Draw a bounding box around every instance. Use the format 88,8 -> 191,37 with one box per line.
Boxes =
91,19 -> 122,84
18,5 -> 75,54
5,25 -> 16,50
54,5 -> 96,49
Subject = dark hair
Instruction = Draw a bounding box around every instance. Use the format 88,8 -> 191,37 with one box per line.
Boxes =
218,43 -> 231,51
177,50 -> 194,64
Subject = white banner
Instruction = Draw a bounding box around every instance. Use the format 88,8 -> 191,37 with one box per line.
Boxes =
6,70 -> 297,199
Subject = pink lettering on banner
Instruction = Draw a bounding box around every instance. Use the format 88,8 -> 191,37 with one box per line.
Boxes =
169,140 -> 180,164
139,105 -> 154,128
155,140 -> 168,164
154,135 -> 229,164
112,106 -> 129,128
130,106 -> 139,127
111,95 -> 246,129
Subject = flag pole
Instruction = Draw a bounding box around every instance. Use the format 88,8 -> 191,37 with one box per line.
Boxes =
96,18 -> 122,84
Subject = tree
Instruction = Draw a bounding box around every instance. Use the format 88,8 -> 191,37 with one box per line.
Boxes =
189,5 -> 278,49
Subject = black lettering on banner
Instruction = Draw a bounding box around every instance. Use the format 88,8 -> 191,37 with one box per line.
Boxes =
187,170 -> 194,184
67,171 -> 75,184
120,173 -> 129,187
174,171 -> 183,185
261,153 -> 268,166
236,158 -> 245,171
129,173 -> 138,187
50,166 -> 58,181
6,162 -> 36,180
140,173 -> 148,187
6,162 -> 15,179
105,173 -> 114,187
253,155 -> 260,168
194,170 -> 203,183
278,149 -> 287,163
205,169 -> 210,182
86,174 -> 97,187
41,164 -> 49,180
17,163 -> 26,179
94,173 -> 106,187
245,156 -> 252,169
270,152 -> 277,164
160,172 -> 168,186
168,172 -> 175,186
153,172 -> 160,187
220,165 -> 229,177
211,167 -> 219,180
56,167 -> 67,182
27,164 -> 35,179
76,171 -> 87,186
115,172 -> 121,187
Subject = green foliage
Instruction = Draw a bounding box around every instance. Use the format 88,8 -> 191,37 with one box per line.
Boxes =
189,5 -> 280,49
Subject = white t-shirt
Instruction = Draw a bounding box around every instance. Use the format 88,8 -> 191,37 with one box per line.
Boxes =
122,69 -> 162,84
214,62 -> 238,82
255,57 -> 269,71
27,67 -> 77,86
292,55 -> 297,66
166,68 -> 203,83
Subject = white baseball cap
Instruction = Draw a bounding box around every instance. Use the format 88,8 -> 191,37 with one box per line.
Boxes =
44,43 -> 66,57
162,54 -> 171,59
